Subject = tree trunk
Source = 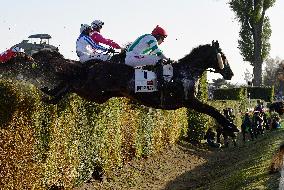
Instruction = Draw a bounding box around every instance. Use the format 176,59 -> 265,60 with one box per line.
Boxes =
252,21 -> 263,86
253,61 -> 262,86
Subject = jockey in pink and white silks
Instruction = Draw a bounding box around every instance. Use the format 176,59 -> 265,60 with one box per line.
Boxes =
76,24 -> 110,63
90,20 -> 121,50
125,25 -> 168,67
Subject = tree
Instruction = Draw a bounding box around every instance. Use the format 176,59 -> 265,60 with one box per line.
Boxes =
263,57 -> 284,96
228,0 -> 276,86
211,78 -> 236,89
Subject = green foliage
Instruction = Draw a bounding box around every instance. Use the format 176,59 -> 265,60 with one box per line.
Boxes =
187,73 -> 208,143
229,0 -> 274,63
263,57 -> 284,94
213,86 -> 274,102
213,87 -> 247,100
247,86 -> 274,102
228,0 -> 275,85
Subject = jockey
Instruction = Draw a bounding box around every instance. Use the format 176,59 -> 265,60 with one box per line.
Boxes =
125,25 -> 168,67
0,46 -> 25,63
76,24 -> 112,63
90,19 -> 121,50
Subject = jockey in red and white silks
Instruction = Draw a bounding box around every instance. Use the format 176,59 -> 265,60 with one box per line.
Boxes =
0,46 -> 24,63
125,25 -> 168,67
76,24 -> 110,63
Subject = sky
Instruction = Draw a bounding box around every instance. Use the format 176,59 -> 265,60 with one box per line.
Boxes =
0,0 -> 283,84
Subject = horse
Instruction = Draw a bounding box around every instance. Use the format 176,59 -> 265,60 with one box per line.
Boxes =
0,41 -> 239,133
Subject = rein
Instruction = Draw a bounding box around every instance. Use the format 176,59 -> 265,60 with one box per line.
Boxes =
205,69 -> 219,73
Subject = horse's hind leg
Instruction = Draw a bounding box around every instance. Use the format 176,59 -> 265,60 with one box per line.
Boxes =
45,84 -> 71,104
43,84 -> 71,104
41,82 -> 66,96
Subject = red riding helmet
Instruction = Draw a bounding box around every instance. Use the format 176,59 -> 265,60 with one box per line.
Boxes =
151,25 -> 167,37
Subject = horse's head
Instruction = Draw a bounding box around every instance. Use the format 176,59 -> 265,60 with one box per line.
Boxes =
211,40 -> 234,80
178,41 -> 234,80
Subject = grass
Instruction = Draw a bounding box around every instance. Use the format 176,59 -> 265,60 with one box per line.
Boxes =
198,128 -> 284,190
76,128 -> 284,190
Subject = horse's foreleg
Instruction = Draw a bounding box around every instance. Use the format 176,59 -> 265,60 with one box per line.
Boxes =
185,97 -> 239,131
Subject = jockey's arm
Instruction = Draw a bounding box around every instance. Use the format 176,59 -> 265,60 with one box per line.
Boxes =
158,52 -> 167,60
85,36 -> 108,52
91,33 -> 121,49
148,41 -> 167,60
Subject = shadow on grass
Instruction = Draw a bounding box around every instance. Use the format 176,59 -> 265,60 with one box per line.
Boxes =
164,129 -> 284,190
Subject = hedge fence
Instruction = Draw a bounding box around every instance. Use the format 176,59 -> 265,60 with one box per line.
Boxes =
0,79 -> 248,189
0,80 -> 188,189
213,86 -> 274,102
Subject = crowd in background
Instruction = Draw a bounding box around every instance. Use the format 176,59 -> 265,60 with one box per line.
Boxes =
204,100 -> 282,148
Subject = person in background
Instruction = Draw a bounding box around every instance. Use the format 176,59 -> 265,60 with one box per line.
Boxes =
241,112 -> 254,142
0,46 -> 25,63
90,19 -> 121,51
76,24 -> 113,63
204,128 -> 221,148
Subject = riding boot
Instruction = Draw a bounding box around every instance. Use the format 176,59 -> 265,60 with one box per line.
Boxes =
156,61 -> 165,107
156,60 -> 164,91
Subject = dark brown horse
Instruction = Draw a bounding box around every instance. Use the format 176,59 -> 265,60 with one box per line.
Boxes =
1,41 -> 238,132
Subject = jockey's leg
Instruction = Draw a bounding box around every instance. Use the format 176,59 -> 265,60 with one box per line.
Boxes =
125,53 -> 160,67
89,53 -> 111,62
79,53 -> 111,63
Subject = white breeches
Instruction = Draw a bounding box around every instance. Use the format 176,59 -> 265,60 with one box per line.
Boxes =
125,52 -> 161,67
79,52 -> 111,63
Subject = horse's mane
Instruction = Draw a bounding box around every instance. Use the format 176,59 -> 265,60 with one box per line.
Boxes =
32,50 -> 65,61
31,50 -> 85,80
178,44 -> 212,64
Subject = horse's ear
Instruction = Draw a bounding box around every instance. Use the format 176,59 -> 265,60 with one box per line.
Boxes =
216,40 -> 220,48
212,40 -> 215,46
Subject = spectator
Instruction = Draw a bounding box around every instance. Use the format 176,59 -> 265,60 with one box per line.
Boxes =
241,112 -> 254,142
204,128 -> 221,148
